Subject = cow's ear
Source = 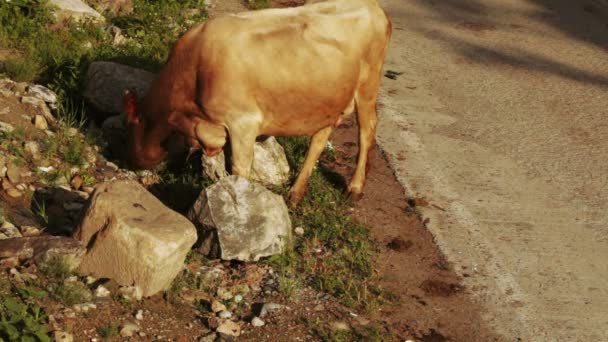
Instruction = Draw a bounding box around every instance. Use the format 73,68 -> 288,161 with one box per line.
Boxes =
123,89 -> 139,124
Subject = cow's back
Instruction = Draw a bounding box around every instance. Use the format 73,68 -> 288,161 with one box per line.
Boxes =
195,0 -> 390,135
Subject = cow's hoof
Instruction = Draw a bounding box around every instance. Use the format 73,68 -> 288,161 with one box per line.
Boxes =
347,191 -> 364,202
287,191 -> 304,207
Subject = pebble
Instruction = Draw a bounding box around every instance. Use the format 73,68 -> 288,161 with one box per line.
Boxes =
329,321 -> 351,332
85,276 -> 97,285
234,294 -> 243,303
1,222 -> 21,238
94,285 -> 110,298
211,300 -> 227,313
120,322 -> 140,337
24,141 -> 40,158
294,226 -> 305,236
82,186 -> 95,194
33,115 -> 48,130
53,331 -> 74,342
218,310 -> 232,319
259,303 -> 288,318
15,184 -> 26,191
37,166 -> 55,173
216,320 -> 241,337
119,285 -> 143,301
6,163 -> 21,183
251,317 -> 265,327
135,309 -> 144,320
20,226 -> 41,237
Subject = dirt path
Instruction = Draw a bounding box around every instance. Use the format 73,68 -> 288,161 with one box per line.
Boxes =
377,0 -> 608,340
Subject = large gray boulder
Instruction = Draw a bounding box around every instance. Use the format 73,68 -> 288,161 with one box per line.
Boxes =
83,62 -> 156,115
202,137 -> 290,186
74,180 -> 197,297
49,0 -> 104,23
188,176 -> 292,261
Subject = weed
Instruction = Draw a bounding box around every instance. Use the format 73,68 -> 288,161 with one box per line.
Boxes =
0,296 -> 50,342
39,255 -> 72,279
32,197 -> 49,226
52,280 -> 92,306
97,323 -> 120,339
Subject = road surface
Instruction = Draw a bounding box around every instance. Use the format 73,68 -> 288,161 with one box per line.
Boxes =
376,0 -> 608,340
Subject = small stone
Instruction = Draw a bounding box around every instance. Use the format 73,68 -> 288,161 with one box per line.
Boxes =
135,309 -> 144,320
5,188 -> 21,198
33,115 -> 48,130
67,127 -> 78,137
28,185 -> 36,192
71,175 -> 83,190
63,308 -> 76,318
216,287 -> 233,301
85,276 -> 97,284
259,303 -> 288,318
105,161 -> 119,170
251,317 -> 265,327
233,294 -> 243,303
120,322 -> 140,337
27,84 -> 57,103
53,331 -> 74,342
216,320 -> 241,337
313,304 -> 325,311
94,285 -> 110,298
20,226 -> 41,237
211,300 -> 226,313
218,310 -> 232,319
37,166 -> 55,173
15,184 -> 26,191
294,227 -> 305,236
6,163 -> 21,183
0,121 -> 14,133
118,285 -> 143,301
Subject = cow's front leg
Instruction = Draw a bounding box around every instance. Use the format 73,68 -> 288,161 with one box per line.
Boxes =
228,127 -> 257,178
288,126 -> 333,206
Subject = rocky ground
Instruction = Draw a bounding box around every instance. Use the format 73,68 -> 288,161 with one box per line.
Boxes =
0,0 -> 498,341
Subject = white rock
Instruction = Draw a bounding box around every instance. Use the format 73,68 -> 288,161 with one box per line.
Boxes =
259,303 -> 288,318
216,320 -> 241,337
211,300 -> 226,313
0,221 -> 21,239
294,227 -> 305,236
201,137 -> 290,186
251,317 -> 265,327
135,309 -> 144,320
234,294 -> 243,303
49,0 -> 104,23
74,180 -> 197,297
118,285 -> 143,301
27,84 -> 57,103
24,141 -> 41,158
120,321 -> 140,337
218,310 -> 232,319
188,176 -> 292,261
73,303 -> 97,312
33,115 -> 48,130
94,285 -> 110,298
53,331 -> 74,342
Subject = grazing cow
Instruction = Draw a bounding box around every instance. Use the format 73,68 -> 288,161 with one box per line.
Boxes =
124,0 -> 392,205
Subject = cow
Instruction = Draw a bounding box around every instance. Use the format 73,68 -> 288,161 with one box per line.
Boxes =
123,0 -> 392,205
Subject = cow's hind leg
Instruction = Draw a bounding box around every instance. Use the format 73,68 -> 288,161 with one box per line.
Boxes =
288,126 -> 333,206
228,125 -> 258,178
348,89 -> 379,201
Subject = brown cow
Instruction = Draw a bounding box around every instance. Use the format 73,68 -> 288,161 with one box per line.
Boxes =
124,0 -> 392,205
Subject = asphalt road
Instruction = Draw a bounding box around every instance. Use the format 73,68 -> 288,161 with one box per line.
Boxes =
376,0 -> 608,340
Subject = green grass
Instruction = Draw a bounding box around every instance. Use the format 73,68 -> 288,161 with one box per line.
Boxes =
51,280 -> 92,306
269,137 -> 386,312
246,0 -> 271,9
97,323 -> 120,339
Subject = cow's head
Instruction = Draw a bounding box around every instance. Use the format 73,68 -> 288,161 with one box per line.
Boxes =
123,89 -> 168,169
